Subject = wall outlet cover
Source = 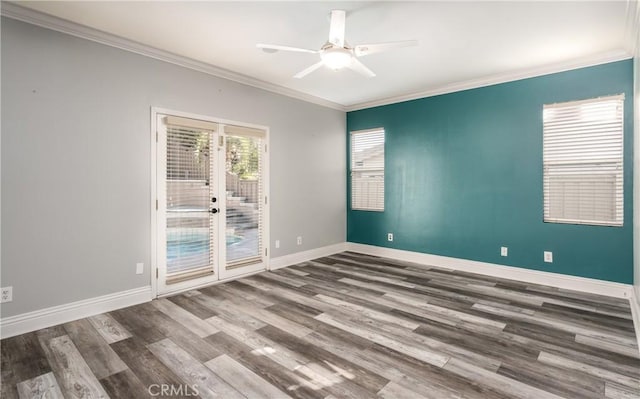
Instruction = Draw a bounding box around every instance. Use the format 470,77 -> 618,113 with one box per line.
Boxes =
296,236 -> 302,245
275,240 -> 280,249
1,286 -> 13,303
501,247 -> 508,257
544,251 -> 553,263
136,263 -> 144,275
387,233 -> 394,242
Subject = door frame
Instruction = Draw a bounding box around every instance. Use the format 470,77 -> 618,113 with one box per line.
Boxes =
150,107 -> 270,298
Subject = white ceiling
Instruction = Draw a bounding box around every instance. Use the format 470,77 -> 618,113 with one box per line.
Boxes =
7,1 -> 634,110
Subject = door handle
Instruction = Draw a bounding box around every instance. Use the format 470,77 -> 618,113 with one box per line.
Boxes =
210,208 -> 220,214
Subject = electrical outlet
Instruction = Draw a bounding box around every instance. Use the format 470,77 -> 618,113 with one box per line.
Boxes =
387,233 -> 394,242
501,247 -> 508,257
136,263 -> 144,275
275,240 -> 280,249
544,251 -> 553,263
1,286 -> 13,303
296,236 -> 302,246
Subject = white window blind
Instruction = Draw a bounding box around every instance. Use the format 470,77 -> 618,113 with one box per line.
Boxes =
351,128 -> 385,211
543,94 -> 624,226
224,125 -> 265,268
165,121 -> 214,277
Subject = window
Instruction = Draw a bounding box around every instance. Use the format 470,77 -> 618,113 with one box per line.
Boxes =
351,128 -> 385,211
543,94 -> 624,226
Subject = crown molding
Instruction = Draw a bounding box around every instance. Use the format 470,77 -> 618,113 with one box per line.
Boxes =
0,2 -> 346,112
346,50 -> 632,112
2,2 -> 633,114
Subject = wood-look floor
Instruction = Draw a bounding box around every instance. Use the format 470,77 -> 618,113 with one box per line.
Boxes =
2,251 -> 639,399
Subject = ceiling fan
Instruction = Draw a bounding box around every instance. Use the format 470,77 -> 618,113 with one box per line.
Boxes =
257,10 -> 418,79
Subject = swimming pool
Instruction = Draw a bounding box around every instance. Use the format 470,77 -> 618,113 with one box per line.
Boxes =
166,229 -> 252,273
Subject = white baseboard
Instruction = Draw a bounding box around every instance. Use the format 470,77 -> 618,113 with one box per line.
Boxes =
0,241 -> 347,339
269,242 -> 347,271
1,244 -> 634,342
347,243 -> 634,299
0,286 -> 152,339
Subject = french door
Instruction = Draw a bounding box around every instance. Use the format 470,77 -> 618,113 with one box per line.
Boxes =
155,111 -> 268,296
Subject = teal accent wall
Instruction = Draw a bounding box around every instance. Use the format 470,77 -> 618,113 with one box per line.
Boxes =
347,60 -> 634,284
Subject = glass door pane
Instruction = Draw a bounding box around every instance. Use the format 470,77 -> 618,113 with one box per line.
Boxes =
156,114 -> 266,295
165,124 -> 216,283
224,133 -> 263,269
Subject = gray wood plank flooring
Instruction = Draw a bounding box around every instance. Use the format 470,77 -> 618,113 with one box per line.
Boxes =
16,372 -> 64,399
2,251 -> 639,398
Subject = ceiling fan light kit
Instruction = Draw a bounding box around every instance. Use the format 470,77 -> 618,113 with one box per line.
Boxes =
257,9 -> 418,79
320,46 -> 353,70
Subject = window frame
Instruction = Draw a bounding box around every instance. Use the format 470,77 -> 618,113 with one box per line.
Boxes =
350,127 -> 385,212
542,94 -> 624,227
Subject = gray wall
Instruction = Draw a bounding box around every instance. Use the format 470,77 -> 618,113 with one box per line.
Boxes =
0,18 -> 346,317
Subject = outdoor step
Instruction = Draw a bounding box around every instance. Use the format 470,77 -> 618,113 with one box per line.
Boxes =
226,198 -> 246,206
235,202 -> 257,209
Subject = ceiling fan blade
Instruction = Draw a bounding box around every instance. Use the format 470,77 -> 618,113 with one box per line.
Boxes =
294,61 -> 325,79
354,40 -> 419,57
328,10 -> 346,47
348,58 -> 376,78
256,43 -> 318,54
